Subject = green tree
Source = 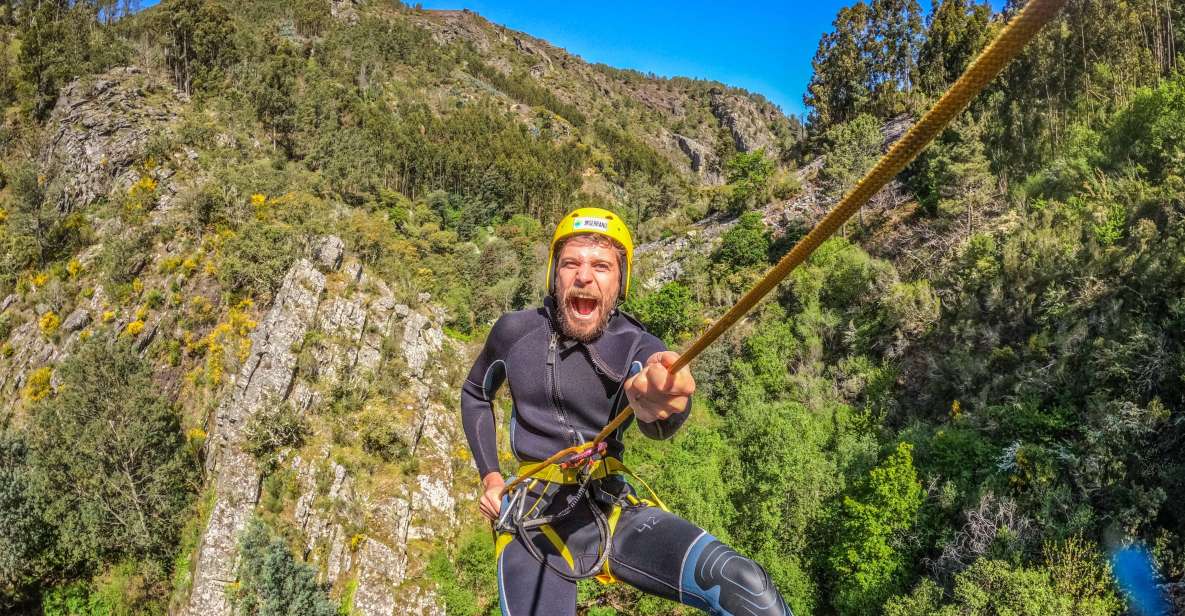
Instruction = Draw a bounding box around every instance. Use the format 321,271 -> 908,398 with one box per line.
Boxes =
0,434 -> 53,610
1106,74 -> 1185,182
821,113 -> 883,201
622,281 -> 700,345
25,336 -> 197,571
724,150 -> 775,213
160,0 -> 237,96
915,0 -> 992,96
805,2 -> 874,129
713,212 -> 770,271
829,442 -> 923,615
867,0 -> 923,116
250,36 -> 301,153
234,519 -> 337,616
17,1 -> 127,118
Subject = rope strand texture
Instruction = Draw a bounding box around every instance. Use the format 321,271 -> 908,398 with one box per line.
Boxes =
503,0 -> 1068,498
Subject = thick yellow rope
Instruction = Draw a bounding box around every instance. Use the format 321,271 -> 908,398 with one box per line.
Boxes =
503,0 -> 1067,498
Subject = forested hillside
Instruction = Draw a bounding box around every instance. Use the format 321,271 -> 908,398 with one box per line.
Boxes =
0,0 -> 1181,615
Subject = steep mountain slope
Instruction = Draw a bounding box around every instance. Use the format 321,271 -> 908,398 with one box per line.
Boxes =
0,2 -> 803,614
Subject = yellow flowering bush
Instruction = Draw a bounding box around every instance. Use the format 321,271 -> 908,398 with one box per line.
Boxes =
23,367 -> 53,402
124,320 -> 146,336
182,255 -> 199,275
135,305 -> 149,321
160,256 -> 182,274
67,258 -> 82,278
39,311 -> 61,337
203,299 -> 257,387
102,310 -> 116,322
250,193 -> 267,206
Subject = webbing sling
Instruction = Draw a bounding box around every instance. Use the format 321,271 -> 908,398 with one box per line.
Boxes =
503,0 -> 1069,499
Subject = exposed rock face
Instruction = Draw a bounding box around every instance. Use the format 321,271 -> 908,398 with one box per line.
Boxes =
310,235 -> 346,272
185,259 -> 326,616
672,132 -> 721,185
40,66 -> 182,214
61,307 -> 91,333
182,234 -> 459,615
710,92 -> 782,156
330,0 -> 360,24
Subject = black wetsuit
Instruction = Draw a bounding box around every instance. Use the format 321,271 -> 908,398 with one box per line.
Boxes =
461,297 -> 793,616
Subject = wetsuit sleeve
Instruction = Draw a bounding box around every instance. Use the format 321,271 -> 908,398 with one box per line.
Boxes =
631,333 -> 692,440
461,315 -> 510,478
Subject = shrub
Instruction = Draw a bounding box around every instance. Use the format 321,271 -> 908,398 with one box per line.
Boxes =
427,526 -> 497,616
234,518 -> 336,616
38,310 -> 60,337
22,367 -> 53,402
622,281 -> 699,345
217,223 -> 298,301
713,212 -> 771,270
243,400 -> 309,467
358,406 -> 409,463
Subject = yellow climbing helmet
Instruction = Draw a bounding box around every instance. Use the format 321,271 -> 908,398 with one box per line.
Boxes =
546,207 -> 634,299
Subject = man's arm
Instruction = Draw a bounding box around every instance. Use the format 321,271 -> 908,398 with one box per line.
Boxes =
460,316 -> 509,480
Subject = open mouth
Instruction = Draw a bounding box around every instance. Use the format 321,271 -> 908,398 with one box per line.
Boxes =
568,296 -> 599,318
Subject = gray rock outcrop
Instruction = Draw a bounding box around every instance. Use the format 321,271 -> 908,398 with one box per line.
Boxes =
41,66 -> 182,214
672,132 -> 721,184
711,92 -> 782,156
185,259 -> 326,616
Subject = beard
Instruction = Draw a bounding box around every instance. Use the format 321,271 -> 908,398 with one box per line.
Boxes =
555,285 -> 618,343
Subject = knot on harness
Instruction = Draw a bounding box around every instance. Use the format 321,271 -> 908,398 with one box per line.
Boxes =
560,441 -> 607,470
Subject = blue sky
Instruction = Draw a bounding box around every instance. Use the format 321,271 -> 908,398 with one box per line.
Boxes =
418,1 -> 839,118
418,1 -> 1003,118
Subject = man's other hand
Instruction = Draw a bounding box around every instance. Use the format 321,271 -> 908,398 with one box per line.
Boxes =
625,351 -> 695,424
480,472 -> 505,522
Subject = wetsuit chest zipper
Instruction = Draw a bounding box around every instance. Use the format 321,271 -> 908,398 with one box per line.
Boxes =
547,332 -> 579,445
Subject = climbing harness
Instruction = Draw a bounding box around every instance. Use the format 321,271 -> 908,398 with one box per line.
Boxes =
496,0 -> 1068,582
494,449 -> 666,584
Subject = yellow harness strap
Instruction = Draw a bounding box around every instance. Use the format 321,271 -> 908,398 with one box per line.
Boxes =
496,456 -> 667,584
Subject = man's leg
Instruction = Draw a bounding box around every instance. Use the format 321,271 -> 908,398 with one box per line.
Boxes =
496,530 -> 577,616
608,505 -> 793,616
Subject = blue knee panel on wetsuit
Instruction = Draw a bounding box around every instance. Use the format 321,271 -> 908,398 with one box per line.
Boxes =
680,533 -> 793,616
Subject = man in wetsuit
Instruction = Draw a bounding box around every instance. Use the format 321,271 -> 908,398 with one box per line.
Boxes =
461,207 -> 793,616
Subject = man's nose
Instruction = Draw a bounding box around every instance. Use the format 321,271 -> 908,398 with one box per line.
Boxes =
575,263 -> 595,285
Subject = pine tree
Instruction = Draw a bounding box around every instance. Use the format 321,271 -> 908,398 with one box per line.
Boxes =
916,0 -> 992,96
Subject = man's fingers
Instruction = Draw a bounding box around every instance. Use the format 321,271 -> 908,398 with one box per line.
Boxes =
655,351 -> 680,368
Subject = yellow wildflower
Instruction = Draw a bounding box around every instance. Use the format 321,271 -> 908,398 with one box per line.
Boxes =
124,320 -> 145,336
67,259 -> 82,278
39,311 -> 60,337
23,367 -> 53,402
251,193 -> 267,206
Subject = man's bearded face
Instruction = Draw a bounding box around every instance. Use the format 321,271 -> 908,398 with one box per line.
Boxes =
553,235 -> 623,343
